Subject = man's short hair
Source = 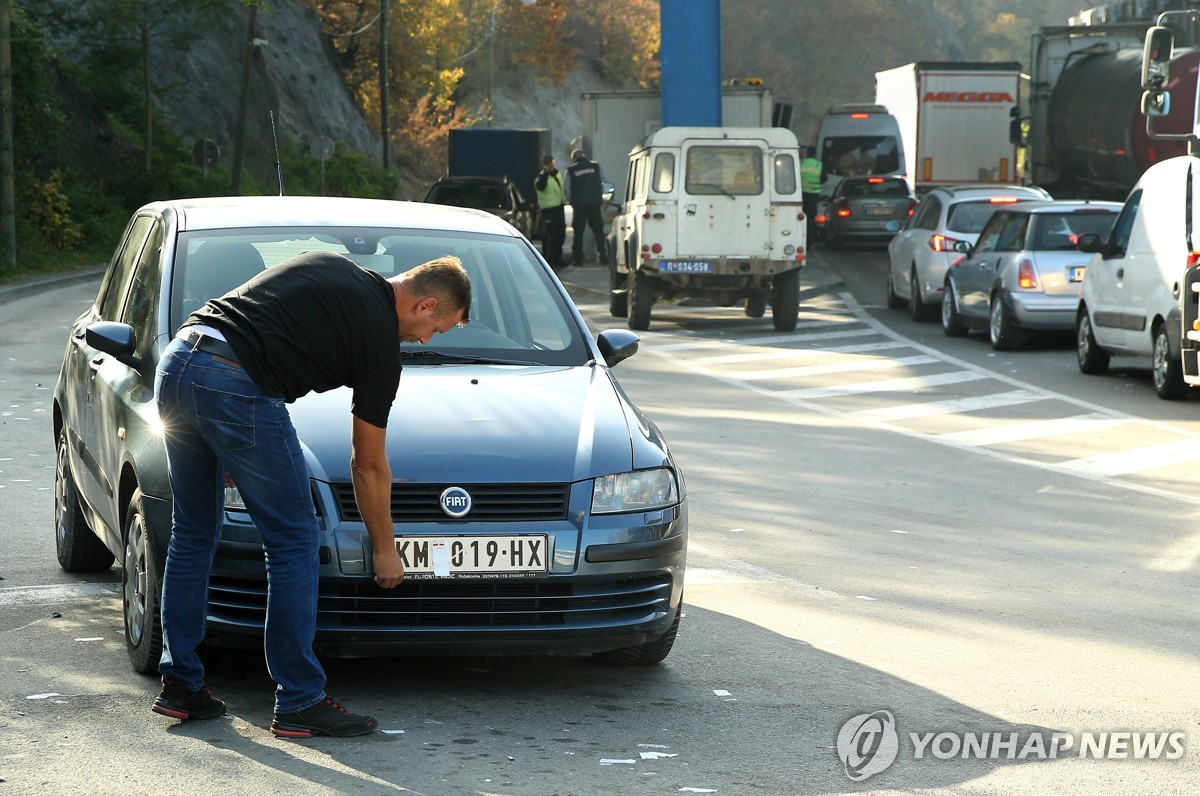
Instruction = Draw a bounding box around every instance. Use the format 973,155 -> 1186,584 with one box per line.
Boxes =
406,256 -> 472,324
542,154 -> 555,164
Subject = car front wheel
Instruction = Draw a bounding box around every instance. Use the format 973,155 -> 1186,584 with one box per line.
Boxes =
123,488 -> 163,674
1076,310 -> 1110,374
910,270 -> 934,321
941,283 -> 967,337
886,267 -> 906,309
1152,324 -> 1186,400
55,429 -> 115,572
593,603 -> 681,666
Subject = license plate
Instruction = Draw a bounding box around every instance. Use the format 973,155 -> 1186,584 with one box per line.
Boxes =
1070,266 -> 1086,283
396,535 -> 549,578
660,261 -> 713,273
865,206 -> 894,216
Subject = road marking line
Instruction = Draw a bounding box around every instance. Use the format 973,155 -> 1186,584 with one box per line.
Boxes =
688,340 -> 909,367
738,354 -> 938,381
653,327 -> 877,352
936,413 -> 1128,446
1059,439 -> 1200,477
851,389 -> 1046,421
778,370 -> 987,399
0,583 -> 117,606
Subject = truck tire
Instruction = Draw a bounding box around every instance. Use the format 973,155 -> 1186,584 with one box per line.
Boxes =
1076,309 -> 1110,375
1152,324 -> 1186,400
744,294 -> 766,318
609,261 -> 628,318
629,269 -> 654,331
771,268 -> 801,332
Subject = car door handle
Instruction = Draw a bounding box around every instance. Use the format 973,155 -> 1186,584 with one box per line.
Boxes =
1116,268 -> 1124,279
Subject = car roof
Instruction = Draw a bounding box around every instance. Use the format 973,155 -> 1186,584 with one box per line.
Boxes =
140,195 -> 519,236
933,184 -> 1052,201
995,199 -> 1123,214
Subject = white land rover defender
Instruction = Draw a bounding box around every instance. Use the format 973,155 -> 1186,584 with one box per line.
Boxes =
608,126 -> 807,331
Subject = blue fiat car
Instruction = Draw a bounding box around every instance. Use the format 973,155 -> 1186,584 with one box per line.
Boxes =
52,196 -> 687,673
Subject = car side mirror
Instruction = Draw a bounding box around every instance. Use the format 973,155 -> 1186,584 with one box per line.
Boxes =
86,320 -> 142,369
1076,233 -> 1105,253
1142,25 -> 1173,90
596,328 -> 639,367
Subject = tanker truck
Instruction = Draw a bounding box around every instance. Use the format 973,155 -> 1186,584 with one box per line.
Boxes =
1025,21 -> 1200,199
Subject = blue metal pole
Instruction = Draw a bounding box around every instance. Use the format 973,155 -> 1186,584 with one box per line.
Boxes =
660,0 -> 722,126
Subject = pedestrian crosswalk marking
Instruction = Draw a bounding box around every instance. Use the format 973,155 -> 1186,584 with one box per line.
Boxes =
738,354 -> 938,381
1059,439 -> 1200,477
851,389 -> 1045,422
936,413 -> 1127,446
778,370 -> 987,399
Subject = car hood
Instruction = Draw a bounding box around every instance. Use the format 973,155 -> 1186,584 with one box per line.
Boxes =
288,365 -> 642,484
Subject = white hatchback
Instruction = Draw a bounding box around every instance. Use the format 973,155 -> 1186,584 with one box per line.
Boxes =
887,183 -> 1051,321
1076,155 -> 1200,400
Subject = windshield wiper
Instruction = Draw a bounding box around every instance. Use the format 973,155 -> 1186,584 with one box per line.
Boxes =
398,349 -> 535,366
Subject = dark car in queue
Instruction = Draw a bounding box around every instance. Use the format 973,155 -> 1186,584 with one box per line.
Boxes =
822,175 -> 916,249
941,200 -> 1121,350
53,195 -> 687,674
423,175 -> 539,241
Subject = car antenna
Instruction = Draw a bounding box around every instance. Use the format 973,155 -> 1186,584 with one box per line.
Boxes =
270,110 -> 285,196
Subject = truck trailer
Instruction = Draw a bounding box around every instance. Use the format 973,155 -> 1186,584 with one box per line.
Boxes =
580,86 -> 774,203
875,62 -> 1022,193
446,127 -> 550,210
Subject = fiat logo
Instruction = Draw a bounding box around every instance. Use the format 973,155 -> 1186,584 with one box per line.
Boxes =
439,486 -> 472,518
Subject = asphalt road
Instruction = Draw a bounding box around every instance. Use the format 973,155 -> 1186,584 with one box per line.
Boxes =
2,250 -> 1199,795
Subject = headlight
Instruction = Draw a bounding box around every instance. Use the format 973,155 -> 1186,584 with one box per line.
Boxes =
591,468 -> 678,514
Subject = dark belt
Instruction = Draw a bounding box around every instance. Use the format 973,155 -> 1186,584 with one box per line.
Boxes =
178,327 -> 242,368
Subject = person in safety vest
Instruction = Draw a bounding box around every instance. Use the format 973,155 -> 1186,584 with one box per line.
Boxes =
535,154 -> 566,269
800,146 -> 823,241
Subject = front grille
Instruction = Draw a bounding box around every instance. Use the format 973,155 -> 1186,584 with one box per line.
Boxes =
207,574 -> 673,631
331,482 -> 570,523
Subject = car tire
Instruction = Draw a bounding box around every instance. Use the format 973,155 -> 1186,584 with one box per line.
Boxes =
123,488 -> 164,674
593,603 -> 681,666
886,268 -> 906,309
55,429 -> 115,573
989,295 -> 1021,351
1076,309 -> 1110,375
1152,324 -> 1187,400
609,260 -> 628,318
628,269 -> 654,331
941,283 -> 967,337
909,270 -> 934,322
744,294 -> 766,318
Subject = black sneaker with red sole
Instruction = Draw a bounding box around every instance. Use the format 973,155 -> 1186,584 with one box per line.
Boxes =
271,697 -> 377,738
152,678 -> 226,720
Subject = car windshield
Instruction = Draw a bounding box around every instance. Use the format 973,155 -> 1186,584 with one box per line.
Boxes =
1031,211 -> 1118,250
170,227 -> 589,366
425,183 -> 512,210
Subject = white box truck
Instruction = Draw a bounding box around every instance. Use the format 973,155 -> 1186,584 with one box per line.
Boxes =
608,126 -> 806,332
875,62 -> 1021,193
580,86 -> 774,202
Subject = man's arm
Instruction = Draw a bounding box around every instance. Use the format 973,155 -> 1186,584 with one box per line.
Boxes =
351,415 -> 404,588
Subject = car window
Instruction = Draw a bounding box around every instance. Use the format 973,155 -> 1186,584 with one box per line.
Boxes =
1106,190 -> 1141,257
819,136 -> 901,177
994,213 -> 1029,252
171,228 -> 588,365
1032,211 -> 1118,250
773,153 -> 797,195
685,145 -> 762,195
652,152 -> 674,193
122,221 -> 165,346
98,215 -> 154,321
973,212 -> 1010,253
947,200 -> 1010,234
912,195 -> 942,230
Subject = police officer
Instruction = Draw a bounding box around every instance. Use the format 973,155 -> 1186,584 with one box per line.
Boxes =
535,154 -> 566,269
800,146 -> 823,242
566,149 -> 607,266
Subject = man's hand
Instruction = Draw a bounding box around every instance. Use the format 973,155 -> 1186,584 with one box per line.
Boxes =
373,544 -> 405,588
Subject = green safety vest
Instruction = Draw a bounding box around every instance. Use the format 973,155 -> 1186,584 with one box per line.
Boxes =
800,157 -> 822,194
536,171 -> 565,209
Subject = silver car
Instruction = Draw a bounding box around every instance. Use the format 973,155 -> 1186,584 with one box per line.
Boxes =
887,183 -> 1052,321
941,200 -> 1121,350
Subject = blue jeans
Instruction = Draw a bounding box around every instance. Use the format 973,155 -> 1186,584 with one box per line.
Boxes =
154,337 -> 326,713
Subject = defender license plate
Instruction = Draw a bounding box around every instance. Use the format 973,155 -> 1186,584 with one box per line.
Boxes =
396,535 -> 549,577
1070,266 -> 1085,283
661,261 -> 713,273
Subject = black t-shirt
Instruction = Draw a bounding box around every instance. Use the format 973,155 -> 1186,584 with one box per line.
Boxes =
187,250 -> 402,428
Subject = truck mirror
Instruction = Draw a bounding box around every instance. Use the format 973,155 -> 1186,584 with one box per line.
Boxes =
1141,89 -> 1171,118
1142,25 -> 1173,90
